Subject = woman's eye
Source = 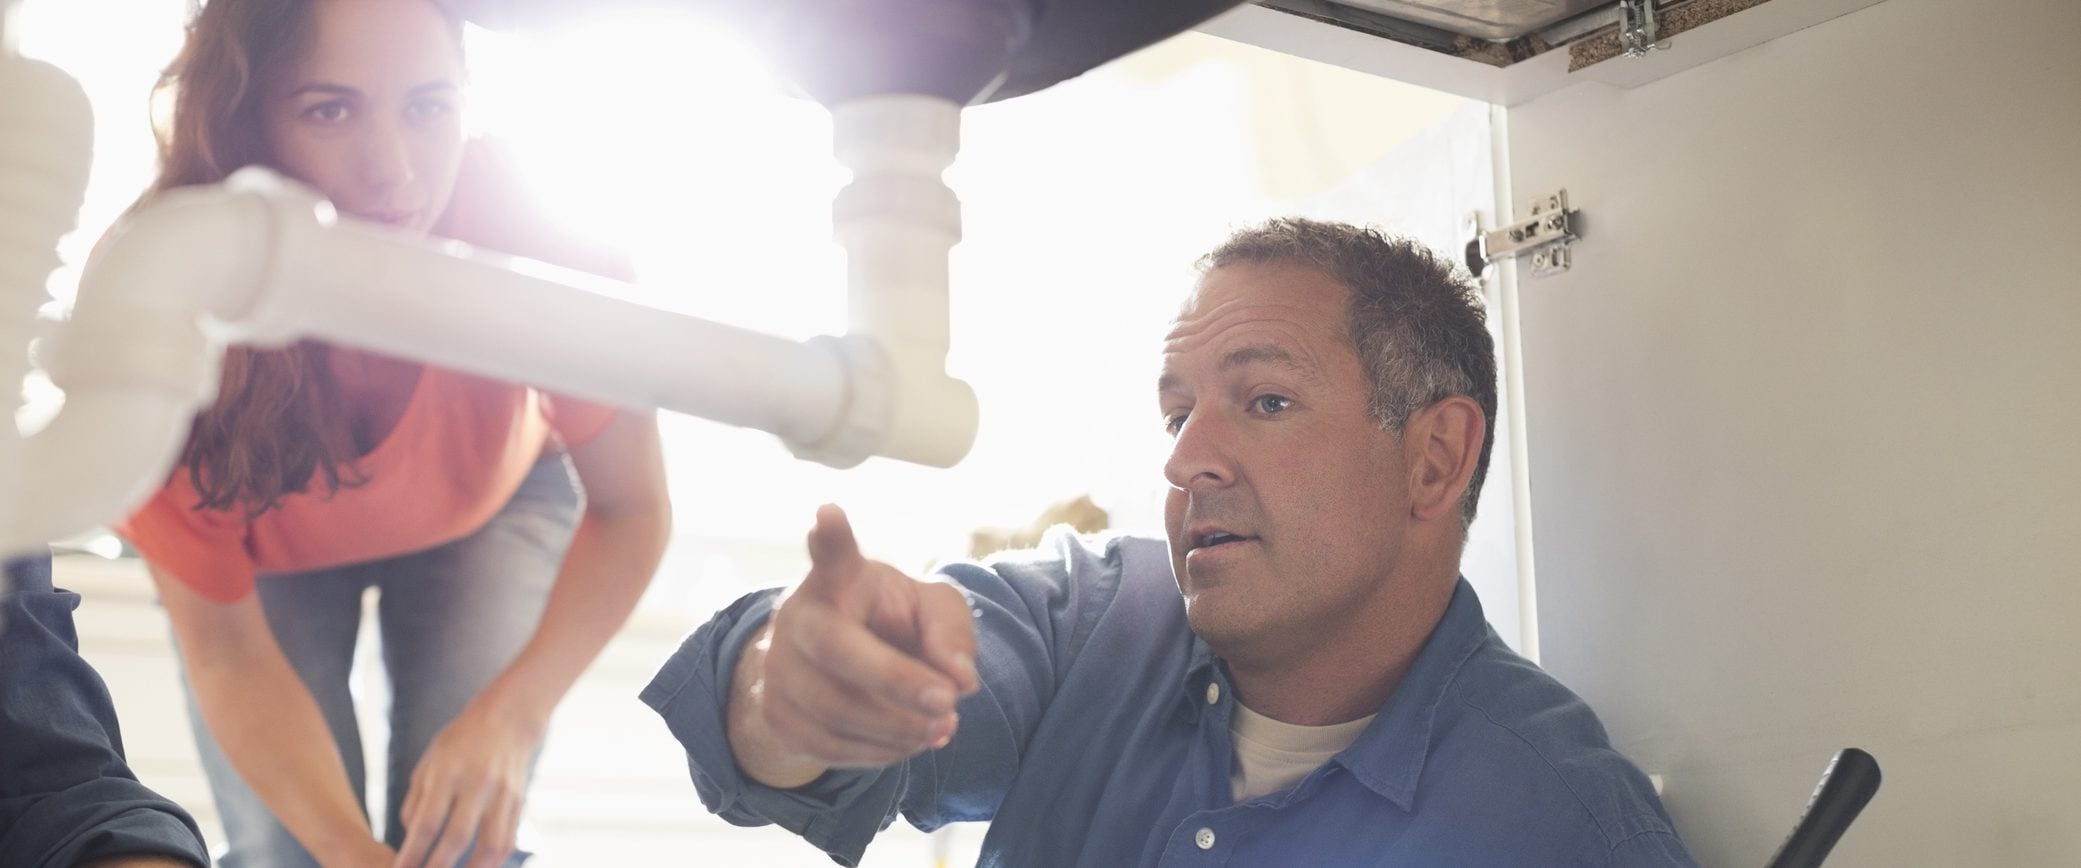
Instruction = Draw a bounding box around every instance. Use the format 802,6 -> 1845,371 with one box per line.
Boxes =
1252,395 -> 1293,415
303,101 -> 350,123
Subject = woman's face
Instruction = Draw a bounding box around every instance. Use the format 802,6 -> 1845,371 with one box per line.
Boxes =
265,0 -> 466,236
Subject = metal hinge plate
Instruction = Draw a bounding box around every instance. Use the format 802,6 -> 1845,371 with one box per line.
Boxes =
1465,189 -> 1579,279
1618,0 -> 1672,58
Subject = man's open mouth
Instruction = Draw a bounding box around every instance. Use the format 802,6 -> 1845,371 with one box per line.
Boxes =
1191,530 -> 1254,551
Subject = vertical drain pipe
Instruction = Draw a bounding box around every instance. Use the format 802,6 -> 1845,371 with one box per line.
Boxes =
787,94 -> 978,468
0,3 -> 97,556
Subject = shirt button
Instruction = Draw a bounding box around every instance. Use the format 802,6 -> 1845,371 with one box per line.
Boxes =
1195,827 -> 1216,850
1205,683 -> 1221,705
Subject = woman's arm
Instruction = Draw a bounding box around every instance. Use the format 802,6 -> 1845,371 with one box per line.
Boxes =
151,566 -> 394,866
394,410 -> 671,868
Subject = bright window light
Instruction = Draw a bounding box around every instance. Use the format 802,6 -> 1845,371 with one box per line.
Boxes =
466,12 -> 846,336
458,15 -> 1292,591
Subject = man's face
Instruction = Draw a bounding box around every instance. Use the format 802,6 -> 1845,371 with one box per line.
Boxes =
1159,261 -> 1412,661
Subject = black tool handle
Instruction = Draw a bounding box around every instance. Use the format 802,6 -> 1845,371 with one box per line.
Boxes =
1764,747 -> 1881,868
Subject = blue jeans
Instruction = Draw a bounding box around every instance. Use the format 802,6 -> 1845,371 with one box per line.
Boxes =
180,455 -> 581,867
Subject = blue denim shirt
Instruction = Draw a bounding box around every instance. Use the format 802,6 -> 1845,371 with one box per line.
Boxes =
1,555 -> 210,867
644,532 -> 1694,867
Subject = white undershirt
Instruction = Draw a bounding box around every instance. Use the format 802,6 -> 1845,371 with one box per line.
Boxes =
1229,702 -> 1377,802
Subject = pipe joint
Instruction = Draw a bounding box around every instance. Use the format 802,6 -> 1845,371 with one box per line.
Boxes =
47,178 -> 282,402
832,177 -> 961,239
207,167 -> 346,344
831,94 -> 962,172
786,334 -> 892,469
785,333 -> 977,469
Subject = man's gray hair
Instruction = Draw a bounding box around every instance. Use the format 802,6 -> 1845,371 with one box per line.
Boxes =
1198,218 -> 1498,528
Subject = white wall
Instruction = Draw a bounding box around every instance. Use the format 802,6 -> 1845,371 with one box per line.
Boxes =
1505,0 -> 2081,864
1287,102 -> 1526,651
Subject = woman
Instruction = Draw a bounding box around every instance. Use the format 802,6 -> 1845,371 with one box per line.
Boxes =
110,0 -> 672,865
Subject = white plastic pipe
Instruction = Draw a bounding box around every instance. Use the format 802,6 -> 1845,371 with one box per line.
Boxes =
801,94 -> 979,468
210,170 -> 851,447
1,16 -> 97,556
10,181 -> 271,556
20,169 -> 855,553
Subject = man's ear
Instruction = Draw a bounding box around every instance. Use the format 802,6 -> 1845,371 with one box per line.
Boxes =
1405,396 -> 1486,525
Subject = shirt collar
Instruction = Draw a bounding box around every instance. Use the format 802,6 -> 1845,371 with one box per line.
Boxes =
1336,577 -> 1488,809
1182,638 -> 1220,720
1185,577 -> 1490,811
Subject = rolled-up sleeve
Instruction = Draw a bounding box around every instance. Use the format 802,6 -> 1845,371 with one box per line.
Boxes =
0,555 -> 210,867
640,589 -> 908,865
1606,828 -> 1699,867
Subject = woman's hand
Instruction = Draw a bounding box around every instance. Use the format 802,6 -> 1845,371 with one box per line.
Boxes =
391,699 -> 544,868
149,566 -> 393,865
395,412 -> 669,868
344,839 -> 402,868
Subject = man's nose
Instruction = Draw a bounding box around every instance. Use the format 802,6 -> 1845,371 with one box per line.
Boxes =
1163,412 -> 1234,491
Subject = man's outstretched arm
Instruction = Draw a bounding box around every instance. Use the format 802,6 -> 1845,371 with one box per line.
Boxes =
644,506 -> 1121,865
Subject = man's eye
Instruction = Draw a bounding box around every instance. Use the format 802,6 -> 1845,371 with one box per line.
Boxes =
1252,395 -> 1293,415
1163,412 -> 1188,436
407,98 -> 452,121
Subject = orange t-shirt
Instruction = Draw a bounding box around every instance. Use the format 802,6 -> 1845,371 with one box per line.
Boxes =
118,140 -> 632,602
120,374 -> 616,602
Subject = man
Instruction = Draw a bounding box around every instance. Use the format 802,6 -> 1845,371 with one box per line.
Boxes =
1,554 -> 211,867
644,219 -> 1694,866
